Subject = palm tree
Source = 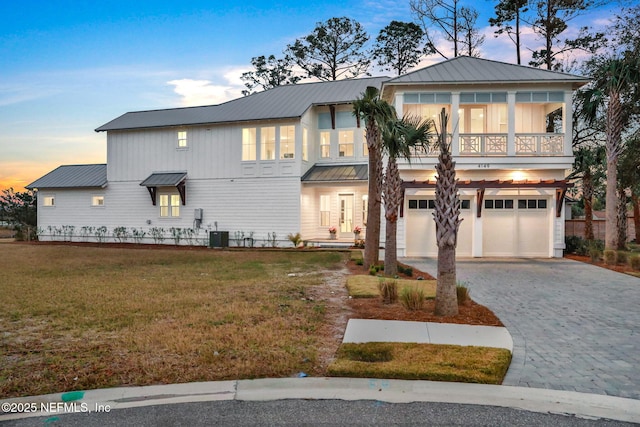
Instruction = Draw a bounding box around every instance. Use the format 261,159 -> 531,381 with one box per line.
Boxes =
380,115 -> 434,276
353,87 -> 395,269
567,145 -> 605,241
433,109 -> 461,316
579,55 -> 640,251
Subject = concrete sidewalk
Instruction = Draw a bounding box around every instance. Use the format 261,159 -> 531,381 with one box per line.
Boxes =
343,319 -> 513,351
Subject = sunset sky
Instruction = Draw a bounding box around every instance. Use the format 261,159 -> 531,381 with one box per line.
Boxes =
0,0 -> 617,192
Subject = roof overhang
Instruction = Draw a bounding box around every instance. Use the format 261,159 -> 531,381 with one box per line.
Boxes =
140,172 -> 187,206
401,179 -> 573,218
301,164 -> 368,183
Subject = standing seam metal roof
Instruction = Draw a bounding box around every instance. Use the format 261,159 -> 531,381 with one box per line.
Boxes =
140,172 -> 187,187
301,164 -> 368,182
384,56 -> 589,85
96,77 -> 389,132
26,164 -> 107,189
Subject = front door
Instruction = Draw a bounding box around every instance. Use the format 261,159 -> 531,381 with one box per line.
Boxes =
339,194 -> 354,237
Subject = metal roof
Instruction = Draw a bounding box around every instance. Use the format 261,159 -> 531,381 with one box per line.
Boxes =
384,56 -> 589,86
96,77 -> 389,132
140,172 -> 187,187
301,164 -> 368,182
26,164 -> 107,189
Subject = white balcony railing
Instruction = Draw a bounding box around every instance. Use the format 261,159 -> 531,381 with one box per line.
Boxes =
459,134 -> 507,156
515,134 -> 564,155
408,133 -> 565,158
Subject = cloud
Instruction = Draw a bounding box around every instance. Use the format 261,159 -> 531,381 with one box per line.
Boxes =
0,84 -> 60,107
167,68 -> 248,107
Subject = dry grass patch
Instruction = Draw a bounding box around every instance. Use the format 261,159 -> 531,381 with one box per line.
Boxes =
328,342 -> 511,384
346,275 -> 436,299
0,244 -> 345,398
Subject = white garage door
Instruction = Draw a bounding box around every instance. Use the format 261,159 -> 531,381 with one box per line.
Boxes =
405,198 -> 472,257
483,198 -> 550,257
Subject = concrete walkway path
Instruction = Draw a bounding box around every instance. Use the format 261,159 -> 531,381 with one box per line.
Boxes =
401,257 -> 640,400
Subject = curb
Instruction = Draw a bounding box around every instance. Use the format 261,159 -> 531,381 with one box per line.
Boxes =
2,378 -> 639,423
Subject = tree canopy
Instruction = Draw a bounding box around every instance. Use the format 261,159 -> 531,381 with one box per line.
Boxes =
372,21 -> 425,76
240,54 -> 302,96
287,17 -> 370,81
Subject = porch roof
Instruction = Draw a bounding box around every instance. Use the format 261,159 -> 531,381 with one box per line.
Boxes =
301,164 -> 368,182
139,172 -> 187,187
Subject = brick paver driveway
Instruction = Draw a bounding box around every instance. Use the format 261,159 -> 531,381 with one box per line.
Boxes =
401,257 -> 640,400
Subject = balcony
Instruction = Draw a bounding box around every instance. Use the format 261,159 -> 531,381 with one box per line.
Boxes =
410,133 -> 565,157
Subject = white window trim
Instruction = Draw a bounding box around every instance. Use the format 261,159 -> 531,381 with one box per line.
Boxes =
177,130 -> 188,149
159,193 -> 181,218
42,194 -> 55,207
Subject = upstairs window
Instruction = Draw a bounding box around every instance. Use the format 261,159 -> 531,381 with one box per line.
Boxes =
177,130 -> 187,148
339,130 -> 354,157
43,195 -> 55,207
302,128 -> 308,161
280,125 -> 295,159
320,131 -> 331,158
242,128 -> 256,161
261,127 -> 276,160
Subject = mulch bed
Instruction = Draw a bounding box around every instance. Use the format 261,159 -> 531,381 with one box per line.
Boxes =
345,259 -> 504,327
564,253 -> 640,277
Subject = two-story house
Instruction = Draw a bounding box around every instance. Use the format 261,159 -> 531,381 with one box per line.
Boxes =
27,56 -> 588,257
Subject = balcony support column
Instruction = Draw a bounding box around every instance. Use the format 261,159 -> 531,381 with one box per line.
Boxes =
563,90 -> 573,156
451,92 -> 460,156
507,91 -> 516,156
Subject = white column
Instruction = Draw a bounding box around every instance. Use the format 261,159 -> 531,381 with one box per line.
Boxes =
507,91 -> 516,156
563,90 -> 573,156
451,92 -> 460,156
394,93 -> 404,117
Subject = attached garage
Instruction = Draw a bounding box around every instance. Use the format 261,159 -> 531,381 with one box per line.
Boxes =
404,196 -> 473,257
482,198 -> 551,257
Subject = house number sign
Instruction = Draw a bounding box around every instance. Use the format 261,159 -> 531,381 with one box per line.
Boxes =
477,163 -> 491,168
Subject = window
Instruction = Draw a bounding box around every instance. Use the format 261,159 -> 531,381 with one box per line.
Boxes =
518,199 -> 548,209
91,195 -> 105,206
43,195 -> 55,207
261,127 -> 276,160
461,200 -> 470,209
242,128 -> 256,161
338,130 -> 354,157
484,199 -> 514,209
362,195 -> 368,224
320,131 -> 331,158
177,131 -> 187,148
160,194 -> 180,217
363,129 -> 368,156
408,199 -> 435,209
280,125 -> 295,159
302,128 -> 308,161
320,195 -> 330,226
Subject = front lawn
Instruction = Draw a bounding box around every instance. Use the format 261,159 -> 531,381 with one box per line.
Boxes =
0,244 -> 343,398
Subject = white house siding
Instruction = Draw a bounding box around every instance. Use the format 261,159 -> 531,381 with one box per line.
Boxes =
106,121 -> 303,183
38,177 -> 301,246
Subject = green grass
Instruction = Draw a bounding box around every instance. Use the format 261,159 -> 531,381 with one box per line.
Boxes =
328,342 -> 512,384
346,275 -> 437,298
0,244 -> 346,398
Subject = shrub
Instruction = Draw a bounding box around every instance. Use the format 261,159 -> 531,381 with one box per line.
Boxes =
353,239 -> 365,249
615,251 -> 629,265
456,283 -> 470,305
355,259 -> 364,266
287,232 -> 303,247
369,264 -> 381,276
397,264 -> 413,277
378,280 -> 398,304
565,235 -> 585,255
629,255 -> 640,271
589,247 -> 602,263
400,286 -> 424,311
603,250 -> 617,265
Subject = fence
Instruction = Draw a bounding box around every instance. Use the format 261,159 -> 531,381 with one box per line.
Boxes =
565,219 -> 637,242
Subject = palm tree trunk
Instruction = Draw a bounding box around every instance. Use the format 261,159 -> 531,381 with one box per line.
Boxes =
605,92 -> 623,251
383,157 -> 401,277
632,194 -> 640,243
583,169 -> 594,241
364,125 -> 382,269
617,184 -> 628,250
434,110 -> 460,317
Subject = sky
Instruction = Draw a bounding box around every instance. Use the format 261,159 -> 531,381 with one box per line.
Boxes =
0,0 -> 623,192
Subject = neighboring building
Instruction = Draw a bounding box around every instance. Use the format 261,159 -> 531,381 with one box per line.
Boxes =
28,56 -> 589,257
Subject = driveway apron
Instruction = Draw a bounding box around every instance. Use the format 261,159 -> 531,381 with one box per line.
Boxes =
401,257 -> 640,400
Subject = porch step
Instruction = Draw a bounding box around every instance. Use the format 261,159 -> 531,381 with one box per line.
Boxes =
305,238 -> 354,249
